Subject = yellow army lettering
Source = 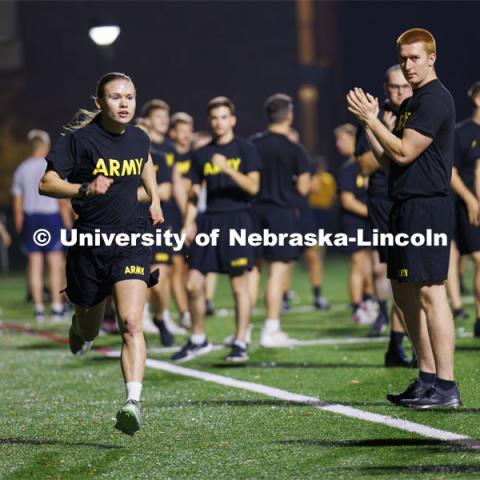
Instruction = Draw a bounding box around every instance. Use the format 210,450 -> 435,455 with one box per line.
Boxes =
204,158 -> 241,176
165,153 -> 175,167
399,268 -> 408,278
395,112 -> 412,131
230,257 -> 248,267
176,160 -> 191,175
124,265 -> 145,275
92,158 -> 144,176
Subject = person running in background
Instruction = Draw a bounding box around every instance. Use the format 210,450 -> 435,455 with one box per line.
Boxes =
39,72 -> 163,434
335,123 -> 376,325
12,129 -> 70,322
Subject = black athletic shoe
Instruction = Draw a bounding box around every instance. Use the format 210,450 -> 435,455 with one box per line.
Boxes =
205,300 -> 215,316
171,339 -> 213,363
386,378 -> 432,406
384,349 -> 410,368
474,319 -> 480,338
453,308 -> 469,321
368,312 -> 388,336
153,318 -> 174,347
225,343 -> 249,363
406,384 -> 462,409
68,325 -> 92,356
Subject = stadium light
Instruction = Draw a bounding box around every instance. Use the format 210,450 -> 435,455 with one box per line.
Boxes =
88,25 -> 120,47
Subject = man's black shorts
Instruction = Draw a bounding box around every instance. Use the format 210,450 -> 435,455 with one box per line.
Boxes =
455,200 -> 480,255
297,206 -> 317,253
65,224 -> 158,308
339,213 -> 372,254
250,203 -> 300,262
368,196 -> 392,263
187,210 -> 254,275
151,203 -> 184,264
387,196 -> 452,282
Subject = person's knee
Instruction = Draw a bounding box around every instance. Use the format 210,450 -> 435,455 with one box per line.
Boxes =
120,312 -> 143,339
186,276 -> 204,297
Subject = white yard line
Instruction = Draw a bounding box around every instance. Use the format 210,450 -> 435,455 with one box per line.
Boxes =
124,356 -> 479,449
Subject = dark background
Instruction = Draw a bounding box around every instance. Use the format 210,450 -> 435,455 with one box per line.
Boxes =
2,0 -> 480,268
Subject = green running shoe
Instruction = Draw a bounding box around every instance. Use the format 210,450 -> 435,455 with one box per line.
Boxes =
115,399 -> 141,436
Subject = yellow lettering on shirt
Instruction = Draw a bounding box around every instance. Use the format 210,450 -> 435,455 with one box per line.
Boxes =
176,160 -> 191,175
165,152 -> 175,167
230,257 -> 248,267
399,268 -> 408,278
396,112 -> 412,131
109,159 -> 120,176
472,139 -> 477,149
92,158 -> 144,177
92,158 -> 108,176
203,158 -> 242,176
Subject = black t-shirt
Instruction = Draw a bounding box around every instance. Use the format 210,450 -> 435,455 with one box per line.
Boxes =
151,140 -> 177,211
454,118 -> 480,193
337,159 -> 368,218
355,105 -> 395,199
188,136 -> 261,213
250,131 -> 310,208
46,121 -> 150,228
389,79 -> 455,201
291,160 -> 316,209
175,149 -> 193,178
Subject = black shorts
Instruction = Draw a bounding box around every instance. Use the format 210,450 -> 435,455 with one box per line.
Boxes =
339,213 -> 372,254
152,203 -> 184,264
387,196 -> 452,283
368,196 -> 392,263
65,225 -> 158,308
250,204 -> 300,262
297,206 -> 317,253
455,200 -> 480,255
187,210 -> 254,275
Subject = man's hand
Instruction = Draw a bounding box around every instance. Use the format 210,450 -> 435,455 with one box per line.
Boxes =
211,153 -> 230,173
383,111 -> 397,132
182,223 -> 197,247
346,88 -> 379,125
465,197 -> 480,226
149,202 -> 164,226
89,175 -> 113,196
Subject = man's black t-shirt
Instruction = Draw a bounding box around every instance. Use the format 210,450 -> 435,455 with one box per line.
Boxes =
188,137 -> 261,213
250,131 -> 310,208
454,118 -> 480,193
46,120 -> 150,227
337,160 -> 369,212
151,140 -> 177,211
389,79 -> 455,201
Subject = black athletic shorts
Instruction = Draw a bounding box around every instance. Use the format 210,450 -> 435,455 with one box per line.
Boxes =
65,222 -> 158,308
151,203 -> 184,264
250,203 -> 300,262
187,210 -> 254,275
339,213 -> 372,254
387,196 -> 452,283
368,195 -> 392,263
455,200 -> 480,255
297,206 -> 317,253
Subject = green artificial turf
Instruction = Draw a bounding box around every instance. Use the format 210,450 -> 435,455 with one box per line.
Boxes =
1,256 -> 480,480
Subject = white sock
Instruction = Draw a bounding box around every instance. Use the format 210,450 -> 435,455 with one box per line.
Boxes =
34,303 -> 45,313
233,340 -> 247,349
126,381 -> 142,402
163,309 -> 171,322
191,333 -> 206,345
51,303 -> 63,313
264,319 -> 280,332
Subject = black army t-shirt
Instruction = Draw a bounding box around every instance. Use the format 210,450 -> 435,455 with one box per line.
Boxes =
454,119 -> 480,193
389,79 -> 455,201
337,159 -> 369,218
189,137 -> 261,213
250,132 -> 310,207
46,120 -> 150,227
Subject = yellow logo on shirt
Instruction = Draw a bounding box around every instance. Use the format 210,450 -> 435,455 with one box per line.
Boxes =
472,139 -> 477,149
92,158 -> 144,176
395,112 -> 412,131
176,159 -> 191,175
165,152 -> 175,167
356,175 -> 367,189
124,265 -> 145,275
399,268 -> 408,278
204,158 -> 241,176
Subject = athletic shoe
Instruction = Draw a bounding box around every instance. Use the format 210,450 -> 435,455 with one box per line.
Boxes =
474,319 -> 480,338
171,338 -> 213,363
68,325 -> 93,356
225,342 -> 249,363
50,308 -> 65,323
314,296 -> 331,311
362,299 -> 378,324
34,309 -> 45,323
115,399 -> 141,436
223,324 -> 254,346
453,308 -> 469,321
368,312 -> 388,336
384,349 -> 410,368
206,300 -> 215,316
405,384 -> 462,409
386,378 -> 431,406
180,311 -> 192,329
152,318 -> 174,347
351,306 -> 371,325
260,328 -> 293,348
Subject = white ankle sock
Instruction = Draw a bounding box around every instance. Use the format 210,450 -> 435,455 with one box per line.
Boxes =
34,303 -> 45,313
126,381 -> 142,401
163,309 -> 171,322
264,319 -> 280,332
191,333 -> 206,345
51,303 -> 63,313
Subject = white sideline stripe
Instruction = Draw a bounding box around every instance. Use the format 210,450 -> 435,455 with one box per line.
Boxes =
148,345 -> 225,354
115,355 -> 478,448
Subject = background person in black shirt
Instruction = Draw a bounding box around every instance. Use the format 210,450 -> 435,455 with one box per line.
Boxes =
356,65 -> 412,364
171,97 -> 261,363
347,28 -> 460,408
249,93 -> 311,348
39,72 -> 163,435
